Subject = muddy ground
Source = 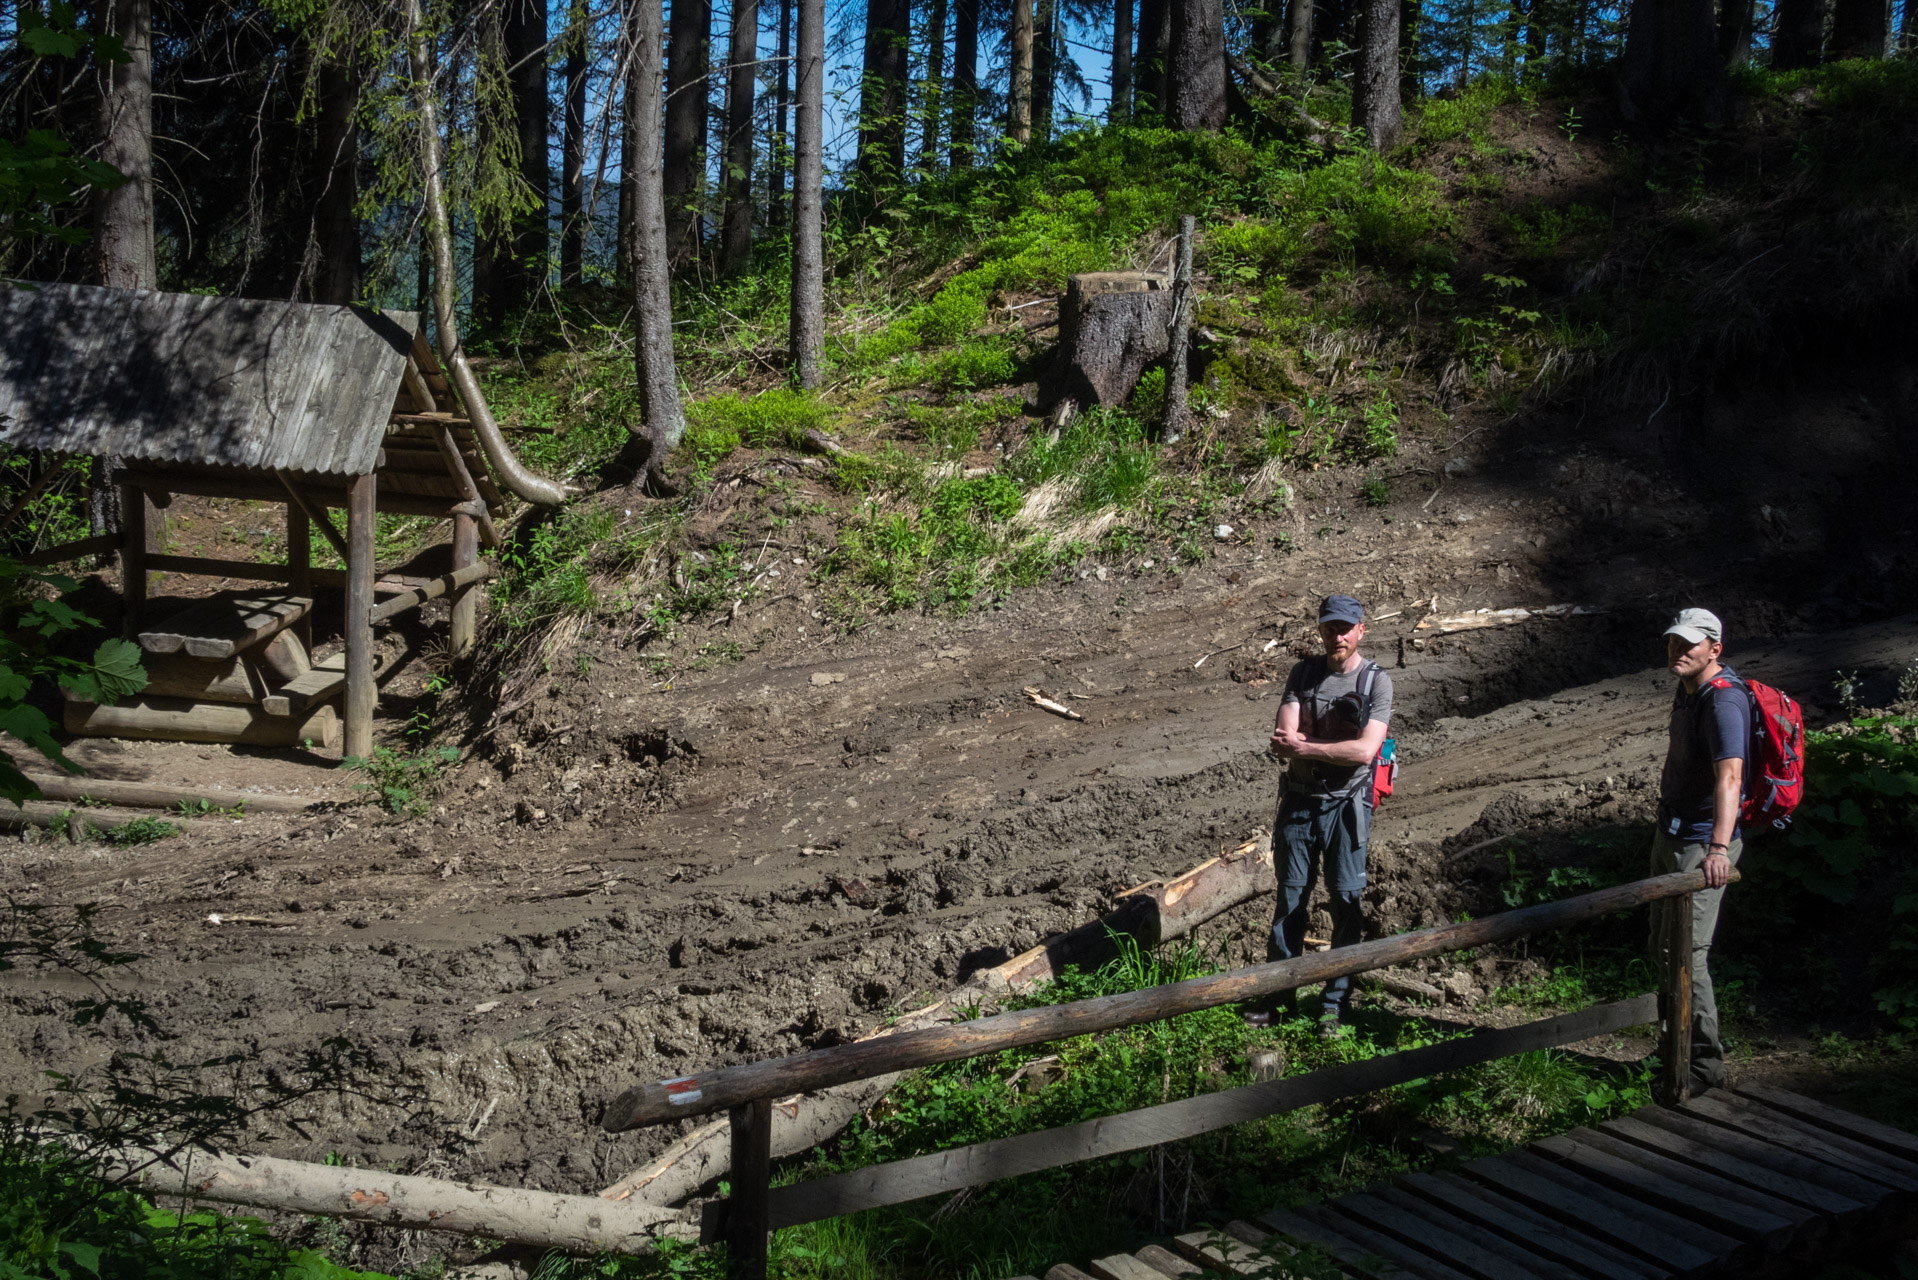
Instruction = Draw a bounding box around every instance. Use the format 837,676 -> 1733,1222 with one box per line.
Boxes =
4,341 -> 1918,1252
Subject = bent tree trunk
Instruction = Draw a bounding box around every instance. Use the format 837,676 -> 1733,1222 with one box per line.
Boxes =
630,0 -> 687,486
790,0 -> 824,387
406,0 -> 568,508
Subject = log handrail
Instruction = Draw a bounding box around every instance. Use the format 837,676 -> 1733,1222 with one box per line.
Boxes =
603,868 -> 1728,1132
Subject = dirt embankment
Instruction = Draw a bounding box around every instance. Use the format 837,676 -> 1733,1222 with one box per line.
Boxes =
4,339 -> 1918,1209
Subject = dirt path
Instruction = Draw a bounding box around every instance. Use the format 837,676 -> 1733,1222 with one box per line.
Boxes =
4,416 -> 1916,1201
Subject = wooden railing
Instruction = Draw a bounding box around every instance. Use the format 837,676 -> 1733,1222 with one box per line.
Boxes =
602,869 -> 1731,1280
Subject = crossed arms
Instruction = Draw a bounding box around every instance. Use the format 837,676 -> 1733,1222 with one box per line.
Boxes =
1269,699 -> 1388,765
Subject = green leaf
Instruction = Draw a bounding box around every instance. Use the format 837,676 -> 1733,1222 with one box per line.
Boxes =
21,25 -> 80,57
0,705 -> 73,787
57,1242 -> 102,1277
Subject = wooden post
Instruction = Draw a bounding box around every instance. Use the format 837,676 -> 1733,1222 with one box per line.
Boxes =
449,509 -> 478,658
1163,214 -> 1195,444
725,1098 -> 773,1280
344,472 -> 377,759
120,480 -> 147,639
288,500 -> 312,651
1658,890 -> 1693,1106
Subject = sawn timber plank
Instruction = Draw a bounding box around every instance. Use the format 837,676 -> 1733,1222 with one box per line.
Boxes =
138,592 -> 312,659
1678,1095 -> 1918,1192
1729,1085 -> 1918,1163
1400,1171 -> 1670,1280
1533,1128 -> 1816,1249
1255,1206 -> 1426,1280
1465,1151 -> 1730,1276
1353,1186 -> 1586,1280
1600,1113 -> 1869,1223
1087,1253 -> 1172,1280
1630,1106 -> 1895,1208
1131,1244 -> 1200,1278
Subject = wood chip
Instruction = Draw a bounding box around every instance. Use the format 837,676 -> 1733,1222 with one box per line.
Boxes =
1023,687 -> 1084,721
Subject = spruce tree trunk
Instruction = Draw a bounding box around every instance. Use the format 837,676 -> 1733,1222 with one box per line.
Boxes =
1351,0 -> 1402,149
664,0 -> 711,268
630,0 -> 687,487
562,3 -> 588,287
721,0 -> 757,274
95,0 -> 154,290
1718,0 -> 1757,64
1135,0 -> 1168,112
790,0 -> 824,387
1166,0 -> 1225,130
1008,0 -> 1034,141
1770,0 -> 1827,66
858,0 -> 910,189
1830,0 -> 1890,56
1286,0 -> 1312,73
507,0 -> 550,311
1111,0 -> 1132,122
770,0 -> 792,225
619,9 -> 639,282
951,0 -> 979,164
1034,0 -> 1056,141
921,0 -> 946,170
1615,0 -> 1727,128
310,58 -> 361,304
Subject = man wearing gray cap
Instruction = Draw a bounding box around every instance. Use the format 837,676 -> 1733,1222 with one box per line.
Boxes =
1655,606 -> 1749,1093
1257,594 -> 1392,1038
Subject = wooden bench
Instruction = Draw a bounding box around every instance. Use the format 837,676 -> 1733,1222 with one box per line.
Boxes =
137,591 -> 311,660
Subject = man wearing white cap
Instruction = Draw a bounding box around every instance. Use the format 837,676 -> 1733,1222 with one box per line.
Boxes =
1655,606 -> 1749,1093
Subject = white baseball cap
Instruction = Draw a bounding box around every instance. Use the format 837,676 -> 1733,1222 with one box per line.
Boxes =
1663,608 -> 1723,644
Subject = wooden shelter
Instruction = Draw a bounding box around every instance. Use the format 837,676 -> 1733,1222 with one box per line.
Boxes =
0,281 -> 511,757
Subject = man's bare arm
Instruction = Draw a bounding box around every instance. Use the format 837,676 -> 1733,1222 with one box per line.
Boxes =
1269,700 -> 1303,756
1704,756 -> 1742,888
1283,718 -> 1388,766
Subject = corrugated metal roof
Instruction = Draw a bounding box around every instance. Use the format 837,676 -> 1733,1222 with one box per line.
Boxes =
0,281 -> 418,476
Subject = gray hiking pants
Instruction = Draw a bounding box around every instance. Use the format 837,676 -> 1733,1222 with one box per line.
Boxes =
1648,830 -> 1743,1089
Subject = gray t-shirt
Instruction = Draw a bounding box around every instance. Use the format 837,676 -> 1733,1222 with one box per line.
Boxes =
1281,656 -> 1393,799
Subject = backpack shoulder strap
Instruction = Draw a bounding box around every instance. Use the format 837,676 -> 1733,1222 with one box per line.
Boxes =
1357,659 -> 1383,723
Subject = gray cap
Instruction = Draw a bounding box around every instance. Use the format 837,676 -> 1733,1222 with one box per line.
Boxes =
1663,607 -> 1723,645
1319,594 -> 1365,626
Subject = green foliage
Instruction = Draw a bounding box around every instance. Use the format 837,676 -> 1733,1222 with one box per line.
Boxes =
2,3 -> 126,248
99,817 -> 182,846
1413,77 -> 1530,147
1361,394 -> 1400,458
0,563 -> 148,807
1765,715 -> 1918,1025
340,746 -> 461,816
681,390 -> 840,475
1005,407 -> 1162,512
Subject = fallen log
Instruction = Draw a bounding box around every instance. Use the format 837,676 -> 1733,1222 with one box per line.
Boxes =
0,801 -> 213,834
19,772 -> 318,815
599,836 -> 1275,1207
64,698 -> 341,750
137,652 -> 265,705
113,1148 -> 695,1253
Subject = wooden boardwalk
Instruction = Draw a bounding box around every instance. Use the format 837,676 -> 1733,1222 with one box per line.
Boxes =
1024,1086 -> 1918,1280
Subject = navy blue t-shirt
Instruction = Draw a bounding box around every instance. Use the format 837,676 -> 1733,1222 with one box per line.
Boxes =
1659,665 -> 1752,844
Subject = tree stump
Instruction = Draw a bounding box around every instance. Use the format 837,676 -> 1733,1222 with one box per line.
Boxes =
1041,271 -> 1174,413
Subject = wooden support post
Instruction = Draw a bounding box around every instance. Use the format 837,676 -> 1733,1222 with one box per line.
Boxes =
726,1098 -> 772,1280
120,481 -> 147,639
288,501 -> 312,650
1163,213 -> 1195,445
1659,889 -> 1694,1106
449,510 -> 478,657
344,472 -> 377,759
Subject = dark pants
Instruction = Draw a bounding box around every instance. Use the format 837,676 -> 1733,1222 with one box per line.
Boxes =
1267,792 -> 1370,1020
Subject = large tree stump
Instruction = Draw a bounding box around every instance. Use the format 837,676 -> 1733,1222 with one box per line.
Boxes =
1041,271 -> 1174,413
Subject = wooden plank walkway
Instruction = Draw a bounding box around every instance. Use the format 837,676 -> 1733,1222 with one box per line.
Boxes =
1009,1086 -> 1918,1280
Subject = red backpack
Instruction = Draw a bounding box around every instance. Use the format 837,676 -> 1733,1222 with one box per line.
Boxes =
1708,673 -> 1805,833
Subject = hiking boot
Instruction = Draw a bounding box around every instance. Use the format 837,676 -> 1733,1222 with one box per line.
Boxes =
1317,1014 -> 1345,1041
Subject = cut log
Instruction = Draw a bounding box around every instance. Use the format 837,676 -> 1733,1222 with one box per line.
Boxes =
20,772 -> 317,814
0,801 -> 214,834
1039,272 -> 1174,412
259,629 -> 312,683
601,836 -> 1276,1207
66,698 -> 340,749
112,1147 -> 694,1253
138,592 -> 312,660
136,653 -> 264,704
265,650 -> 349,716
